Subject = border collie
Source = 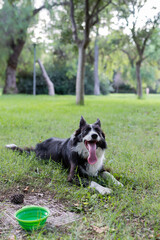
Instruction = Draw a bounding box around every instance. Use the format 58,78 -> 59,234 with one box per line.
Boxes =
6,116 -> 123,195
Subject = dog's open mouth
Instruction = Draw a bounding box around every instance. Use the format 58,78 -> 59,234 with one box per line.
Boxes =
84,140 -> 97,165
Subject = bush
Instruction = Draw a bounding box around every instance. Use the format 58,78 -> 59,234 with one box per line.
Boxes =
17,64 -> 76,95
112,83 -> 136,93
17,64 -> 111,95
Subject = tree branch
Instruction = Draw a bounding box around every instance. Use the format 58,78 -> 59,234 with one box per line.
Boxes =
141,28 -> 154,55
84,0 -> 90,47
33,1 -> 70,16
90,0 -> 101,19
96,0 -> 112,15
33,5 -> 45,16
121,49 -> 136,67
69,0 -> 81,45
89,0 -> 112,28
37,59 -> 55,96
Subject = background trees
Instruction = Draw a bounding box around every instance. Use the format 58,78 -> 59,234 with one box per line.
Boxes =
0,0 -> 45,93
68,0 -> 112,105
0,0 -> 160,101
113,0 -> 160,98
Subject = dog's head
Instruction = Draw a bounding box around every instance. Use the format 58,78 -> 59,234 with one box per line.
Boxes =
73,116 -> 107,165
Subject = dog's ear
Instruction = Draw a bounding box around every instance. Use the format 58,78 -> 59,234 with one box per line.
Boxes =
79,116 -> 87,128
74,128 -> 81,137
95,118 -> 101,127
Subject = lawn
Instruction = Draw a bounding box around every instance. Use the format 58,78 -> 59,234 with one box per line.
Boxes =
0,94 -> 160,239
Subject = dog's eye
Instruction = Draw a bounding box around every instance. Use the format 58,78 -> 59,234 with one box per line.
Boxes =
85,126 -> 91,132
94,127 -> 99,132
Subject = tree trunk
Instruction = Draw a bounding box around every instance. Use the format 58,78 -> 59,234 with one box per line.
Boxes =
37,59 -> 55,96
94,38 -> 100,95
3,66 -> 18,94
136,61 -> 142,98
76,44 -> 85,105
3,39 -> 25,94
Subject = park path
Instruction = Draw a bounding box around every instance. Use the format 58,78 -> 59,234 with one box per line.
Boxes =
0,193 -> 81,239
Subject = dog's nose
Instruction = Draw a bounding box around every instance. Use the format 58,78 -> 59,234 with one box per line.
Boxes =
92,134 -> 98,140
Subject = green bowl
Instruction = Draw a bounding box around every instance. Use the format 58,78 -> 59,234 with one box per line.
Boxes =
14,205 -> 50,231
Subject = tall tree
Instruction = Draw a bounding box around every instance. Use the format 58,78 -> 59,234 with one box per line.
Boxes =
69,0 -> 112,105
37,59 -> 55,96
0,1 -> 44,94
0,0 -> 67,94
115,0 -> 160,98
94,31 -> 101,95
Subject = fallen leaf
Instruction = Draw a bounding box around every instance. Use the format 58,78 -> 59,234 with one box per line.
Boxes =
156,233 -> 160,239
23,186 -> 29,193
92,225 -> 109,233
74,203 -> 79,207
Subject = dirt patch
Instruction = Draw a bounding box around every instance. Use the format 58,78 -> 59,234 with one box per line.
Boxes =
0,192 -> 81,239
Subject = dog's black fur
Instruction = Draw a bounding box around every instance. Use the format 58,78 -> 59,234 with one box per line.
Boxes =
6,116 -> 108,183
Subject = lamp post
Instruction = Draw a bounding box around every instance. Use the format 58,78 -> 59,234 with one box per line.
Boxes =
33,42 -> 36,95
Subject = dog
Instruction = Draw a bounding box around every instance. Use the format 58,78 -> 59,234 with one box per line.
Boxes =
6,116 -> 123,195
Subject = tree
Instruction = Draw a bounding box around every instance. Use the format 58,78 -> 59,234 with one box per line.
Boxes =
0,0 -> 67,94
95,30 -> 128,88
69,0 -> 112,105
94,31 -> 101,95
115,0 -> 160,98
0,1 -> 44,93
37,59 -> 55,96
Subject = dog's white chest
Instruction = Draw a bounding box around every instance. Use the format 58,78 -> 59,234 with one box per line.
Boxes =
73,142 -> 89,159
73,141 -> 105,176
86,148 -> 105,176
77,147 -> 105,177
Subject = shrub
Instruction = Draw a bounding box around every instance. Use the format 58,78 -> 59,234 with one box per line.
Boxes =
17,64 -> 75,95
17,64 -> 112,95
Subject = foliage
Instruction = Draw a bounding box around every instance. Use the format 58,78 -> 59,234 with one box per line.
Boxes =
17,63 -> 112,95
0,0 -> 37,86
0,0 -> 160,95
0,0 -> 34,53
112,0 -> 160,97
17,65 -> 75,95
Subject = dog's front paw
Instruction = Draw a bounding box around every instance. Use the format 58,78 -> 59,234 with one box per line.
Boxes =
101,171 -> 124,187
90,181 -> 112,195
99,186 -> 113,195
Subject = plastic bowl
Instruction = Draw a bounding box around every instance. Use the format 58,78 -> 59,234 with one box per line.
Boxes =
14,205 -> 50,231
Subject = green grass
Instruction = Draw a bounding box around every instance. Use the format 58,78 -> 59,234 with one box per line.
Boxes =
0,94 -> 160,239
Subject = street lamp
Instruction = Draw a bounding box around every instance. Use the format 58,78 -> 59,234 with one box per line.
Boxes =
32,39 -> 36,95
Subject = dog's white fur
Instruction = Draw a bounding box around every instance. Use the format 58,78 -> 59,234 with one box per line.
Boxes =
6,144 -> 17,148
77,147 -> 105,177
73,139 -> 105,176
90,181 -> 113,195
101,171 -> 124,187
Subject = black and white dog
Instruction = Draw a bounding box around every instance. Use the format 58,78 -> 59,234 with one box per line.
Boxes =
6,116 -> 123,195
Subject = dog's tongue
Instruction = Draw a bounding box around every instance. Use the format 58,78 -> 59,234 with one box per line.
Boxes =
87,142 -> 97,165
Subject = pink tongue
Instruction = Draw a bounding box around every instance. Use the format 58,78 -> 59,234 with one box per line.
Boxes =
87,142 -> 97,165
